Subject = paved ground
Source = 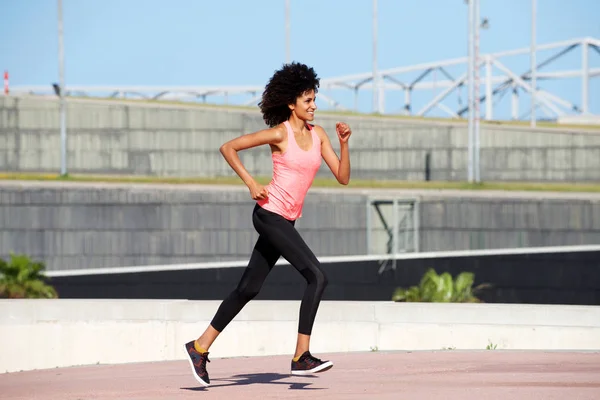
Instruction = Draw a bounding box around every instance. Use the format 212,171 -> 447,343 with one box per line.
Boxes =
2,351 -> 600,399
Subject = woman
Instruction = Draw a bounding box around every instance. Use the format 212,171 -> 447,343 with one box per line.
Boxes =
184,62 -> 352,387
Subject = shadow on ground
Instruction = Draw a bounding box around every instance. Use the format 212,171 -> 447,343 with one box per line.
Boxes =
181,372 -> 323,391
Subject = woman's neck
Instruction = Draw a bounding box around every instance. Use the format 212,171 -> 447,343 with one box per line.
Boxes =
288,115 -> 308,134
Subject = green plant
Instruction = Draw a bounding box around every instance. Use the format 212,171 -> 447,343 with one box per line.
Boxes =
0,253 -> 58,299
486,340 -> 498,350
392,268 -> 490,303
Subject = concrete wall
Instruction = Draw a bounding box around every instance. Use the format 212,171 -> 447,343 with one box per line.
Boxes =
0,182 -> 367,270
2,299 -> 600,373
2,96 -> 600,181
1,181 -> 600,272
419,196 -> 600,250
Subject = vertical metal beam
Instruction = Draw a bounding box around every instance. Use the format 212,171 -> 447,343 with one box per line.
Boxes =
58,0 -> 67,176
414,200 -> 420,252
372,0 -> 378,113
512,84 -> 519,120
366,197 -> 372,255
404,89 -> 411,115
392,198 -> 398,270
530,0 -> 537,127
485,55 -> 493,120
402,209 -> 408,252
285,0 -> 291,63
467,0 -> 474,183
582,38 -> 589,114
474,0 -> 481,182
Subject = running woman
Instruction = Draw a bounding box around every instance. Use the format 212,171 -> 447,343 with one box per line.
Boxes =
184,62 -> 352,386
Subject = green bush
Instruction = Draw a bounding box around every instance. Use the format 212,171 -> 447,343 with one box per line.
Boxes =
392,268 -> 489,303
0,253 -> 58,299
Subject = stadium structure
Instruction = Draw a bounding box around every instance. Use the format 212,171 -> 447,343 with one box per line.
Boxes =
8,37 -> 600,124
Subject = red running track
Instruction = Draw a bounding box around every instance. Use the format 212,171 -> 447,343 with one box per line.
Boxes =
2,351 -> 600,399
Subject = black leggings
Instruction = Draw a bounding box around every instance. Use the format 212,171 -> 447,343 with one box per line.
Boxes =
210,204 -> 328,335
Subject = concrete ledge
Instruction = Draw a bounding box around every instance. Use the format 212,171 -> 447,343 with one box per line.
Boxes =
558,114 -> 600,126
2,299 -> 600,373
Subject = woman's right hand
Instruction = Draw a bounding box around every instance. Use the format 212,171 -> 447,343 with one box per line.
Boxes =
249,182 -> 269,200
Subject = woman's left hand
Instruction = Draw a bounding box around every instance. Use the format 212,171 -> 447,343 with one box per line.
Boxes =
336,122 -> 352,144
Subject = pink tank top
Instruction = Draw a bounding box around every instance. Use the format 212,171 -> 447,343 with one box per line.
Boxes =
257,121 -> 321,220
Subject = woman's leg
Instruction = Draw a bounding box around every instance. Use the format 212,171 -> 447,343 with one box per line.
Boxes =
184,207 -> 281,387
195,233 -> 281,351
252,207 -> 328,358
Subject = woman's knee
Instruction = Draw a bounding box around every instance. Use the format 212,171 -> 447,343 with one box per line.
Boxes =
319,269 -> 329,290
310,264 -> 328,291
235,285 -> 260,303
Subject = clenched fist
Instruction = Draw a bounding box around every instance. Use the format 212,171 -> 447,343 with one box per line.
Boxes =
249,182 -> 269,200
336,122 -> 352,144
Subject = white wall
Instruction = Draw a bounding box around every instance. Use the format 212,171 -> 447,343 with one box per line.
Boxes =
2,299 -> 600,373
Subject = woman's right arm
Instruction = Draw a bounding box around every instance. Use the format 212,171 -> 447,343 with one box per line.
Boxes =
219,127 -> 283,200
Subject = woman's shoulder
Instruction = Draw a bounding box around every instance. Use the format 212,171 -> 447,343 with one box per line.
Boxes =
307,123 -> 323,132
258,123 -> 287,143
273,123 -> 289,139
308,124 -> 327,140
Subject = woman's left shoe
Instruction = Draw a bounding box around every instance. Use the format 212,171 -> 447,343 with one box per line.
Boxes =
183,340 -> 211,386
290,351 -> 333,375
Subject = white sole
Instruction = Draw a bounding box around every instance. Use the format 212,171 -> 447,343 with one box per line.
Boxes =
183,344 -> 210,387
291,361 -> 333,376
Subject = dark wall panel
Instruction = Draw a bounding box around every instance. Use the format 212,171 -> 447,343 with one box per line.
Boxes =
47,250 -> 600,305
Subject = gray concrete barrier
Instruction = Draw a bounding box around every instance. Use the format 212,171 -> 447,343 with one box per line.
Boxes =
2,96 -> 600,181
2,299 -> 600,373
1,181 -> 599,272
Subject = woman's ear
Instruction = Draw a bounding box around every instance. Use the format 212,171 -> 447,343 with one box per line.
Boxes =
288,103 -> 295,111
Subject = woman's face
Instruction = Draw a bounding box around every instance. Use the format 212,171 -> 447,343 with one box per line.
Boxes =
291,90 -> 317,121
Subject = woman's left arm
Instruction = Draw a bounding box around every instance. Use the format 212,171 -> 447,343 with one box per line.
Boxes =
317,122 -> 352,185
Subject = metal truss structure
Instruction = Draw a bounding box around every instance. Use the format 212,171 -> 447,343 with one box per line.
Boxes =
10,37 -> 599,121
366,197 -> 420,274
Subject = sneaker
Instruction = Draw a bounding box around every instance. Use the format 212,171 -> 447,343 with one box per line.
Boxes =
183,340 -> 210,386
290,351 -> 333,375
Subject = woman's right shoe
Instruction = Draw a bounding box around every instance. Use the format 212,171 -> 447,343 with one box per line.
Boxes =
290,351 -> 333,375
183,340 -> 211,386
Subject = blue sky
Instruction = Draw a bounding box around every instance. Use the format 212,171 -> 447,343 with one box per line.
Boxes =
2,0 -> 599,119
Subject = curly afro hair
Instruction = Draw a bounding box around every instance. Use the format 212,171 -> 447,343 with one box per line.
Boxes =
258,62 -> 320,127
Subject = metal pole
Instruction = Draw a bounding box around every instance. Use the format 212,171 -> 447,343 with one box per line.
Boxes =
285,0 -> 290,63
582,39 -> 589,114
467,0 -> 474,182
58,0 -> 67,176
530,0 -> 536,127
474,0 -> 481,182
392,198 -> 398,270
372,0 -> 378,113
485,56 -> 493,120
366,198 -> 372,255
